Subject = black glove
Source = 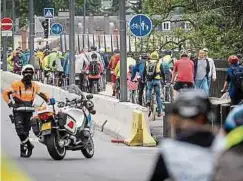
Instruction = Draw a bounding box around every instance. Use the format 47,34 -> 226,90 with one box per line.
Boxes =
8,102 -> 14,108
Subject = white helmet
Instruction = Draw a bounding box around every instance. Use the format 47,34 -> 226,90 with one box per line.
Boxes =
99,47 -> 105,53
21,64 -> 35,76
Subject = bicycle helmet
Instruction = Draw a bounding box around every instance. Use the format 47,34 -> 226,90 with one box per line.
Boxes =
171,89 -> 213,122
150,51 -> 159,60
228,55 -> 239,64
114,49 -> 120,54
141,53 -> 149,60
99,47 -> 105,53
224,105 -> 243,133
127,52 -> 132,57
164,50 -> 172,56
90,46 -> 97,51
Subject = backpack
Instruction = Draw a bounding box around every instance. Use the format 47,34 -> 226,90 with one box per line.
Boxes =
231,66 -> 243,92
146,61 -> 158,80
89,61 -> 100,76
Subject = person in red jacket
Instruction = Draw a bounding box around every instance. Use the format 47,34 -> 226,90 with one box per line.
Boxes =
85,54 -> 103,92
108,50 -> 120,96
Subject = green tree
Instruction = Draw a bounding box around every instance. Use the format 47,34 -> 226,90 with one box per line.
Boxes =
142,0 -> 243,58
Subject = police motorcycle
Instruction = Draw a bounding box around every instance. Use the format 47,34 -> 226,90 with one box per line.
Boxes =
30,87 -> 96,160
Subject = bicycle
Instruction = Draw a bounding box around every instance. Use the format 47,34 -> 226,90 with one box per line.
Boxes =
128,89 -> 138,104
163,83 -> 174,103
148,88 -> 157,121
116,78 -> 120,99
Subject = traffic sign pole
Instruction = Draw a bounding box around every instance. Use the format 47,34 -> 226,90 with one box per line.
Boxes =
2,0 -> 7,71
69,0 -> 75,85
29,0 -> 35,65
48,18 -> 51,38
119,0 -> 128,102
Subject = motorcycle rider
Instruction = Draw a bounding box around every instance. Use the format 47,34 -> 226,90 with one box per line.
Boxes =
2,64 -> 49,157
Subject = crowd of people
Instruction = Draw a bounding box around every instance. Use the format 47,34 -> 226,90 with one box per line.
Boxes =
5,45 -> 243,114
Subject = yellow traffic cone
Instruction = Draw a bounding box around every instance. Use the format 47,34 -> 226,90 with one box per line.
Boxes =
125,110 -> 156,147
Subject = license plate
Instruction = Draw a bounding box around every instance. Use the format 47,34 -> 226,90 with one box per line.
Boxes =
41,122 -> 51,131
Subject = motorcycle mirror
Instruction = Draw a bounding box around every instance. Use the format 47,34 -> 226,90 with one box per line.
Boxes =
50,98 -> 56,105
86,95 -> 93,99
90,109 -> 96,115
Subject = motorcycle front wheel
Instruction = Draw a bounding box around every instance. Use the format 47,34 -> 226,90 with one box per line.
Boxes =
81,137 -> 94,159
46,133 -> 66,160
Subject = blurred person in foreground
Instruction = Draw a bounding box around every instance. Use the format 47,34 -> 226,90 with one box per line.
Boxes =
149,89 -> 224,181
212,105 -> 243,181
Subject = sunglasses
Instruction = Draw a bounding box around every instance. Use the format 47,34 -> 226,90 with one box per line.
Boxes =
23,71 -> 34,75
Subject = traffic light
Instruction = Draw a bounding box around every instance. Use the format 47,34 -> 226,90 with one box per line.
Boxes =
42,19 -> 49,39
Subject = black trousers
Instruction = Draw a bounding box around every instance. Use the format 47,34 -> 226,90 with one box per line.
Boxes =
138,81 -> 146,106
14,112 -> 33,142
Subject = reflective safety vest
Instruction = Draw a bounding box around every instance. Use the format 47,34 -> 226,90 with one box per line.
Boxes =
2,80 -> 48,105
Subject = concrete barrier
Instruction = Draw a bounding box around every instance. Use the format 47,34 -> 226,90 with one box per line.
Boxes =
1,71 -> 148,139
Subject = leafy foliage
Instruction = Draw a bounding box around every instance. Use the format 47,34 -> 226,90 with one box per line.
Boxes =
143,0 -> 243,58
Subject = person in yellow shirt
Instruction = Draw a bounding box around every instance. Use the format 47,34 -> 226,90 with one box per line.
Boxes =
145,51 -> 165,117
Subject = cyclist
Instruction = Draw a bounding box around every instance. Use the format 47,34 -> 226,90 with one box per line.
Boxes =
145,51 -> 165,117
85,53 -> 103,93
221,55 -> 243,105
171,51 -> 194,97
149,90 -> 224,181
132,53 -> 149,105
160,50 -> 173,83
108,50 -> 120,96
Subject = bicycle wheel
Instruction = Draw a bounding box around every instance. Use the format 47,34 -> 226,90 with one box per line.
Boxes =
152,95 -> 157,121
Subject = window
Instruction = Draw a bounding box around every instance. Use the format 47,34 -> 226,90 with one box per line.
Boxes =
162,21 -> 171,31
184,21 -> 191,30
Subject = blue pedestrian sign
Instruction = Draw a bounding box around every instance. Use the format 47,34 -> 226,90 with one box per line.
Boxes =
129,14 -> 153,38
44,8 -> 54,18
51,23 -> 63,35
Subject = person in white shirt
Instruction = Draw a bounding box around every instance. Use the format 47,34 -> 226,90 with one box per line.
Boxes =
75,49 -> 89,91
203,48 -> 216,90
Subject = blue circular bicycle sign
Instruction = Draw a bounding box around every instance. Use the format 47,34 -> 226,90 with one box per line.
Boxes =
51,23 -> 63,35
129,14 -> 153,38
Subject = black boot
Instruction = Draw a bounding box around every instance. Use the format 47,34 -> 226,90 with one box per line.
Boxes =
26,141 -> 34,157
20,143 -> 28,157
20,142 -> 34,158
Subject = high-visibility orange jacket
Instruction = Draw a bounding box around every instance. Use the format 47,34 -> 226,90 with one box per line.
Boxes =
2,80 -> 49,106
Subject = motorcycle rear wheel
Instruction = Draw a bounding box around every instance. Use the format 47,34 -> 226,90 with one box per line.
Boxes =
81,137 -> 94,159
46,133 -> 66,160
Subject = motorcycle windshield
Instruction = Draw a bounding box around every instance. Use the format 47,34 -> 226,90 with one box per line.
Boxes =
62,84 -> 85,98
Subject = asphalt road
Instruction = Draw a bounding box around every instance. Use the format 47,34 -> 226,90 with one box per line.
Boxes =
1,98 -> 158,181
